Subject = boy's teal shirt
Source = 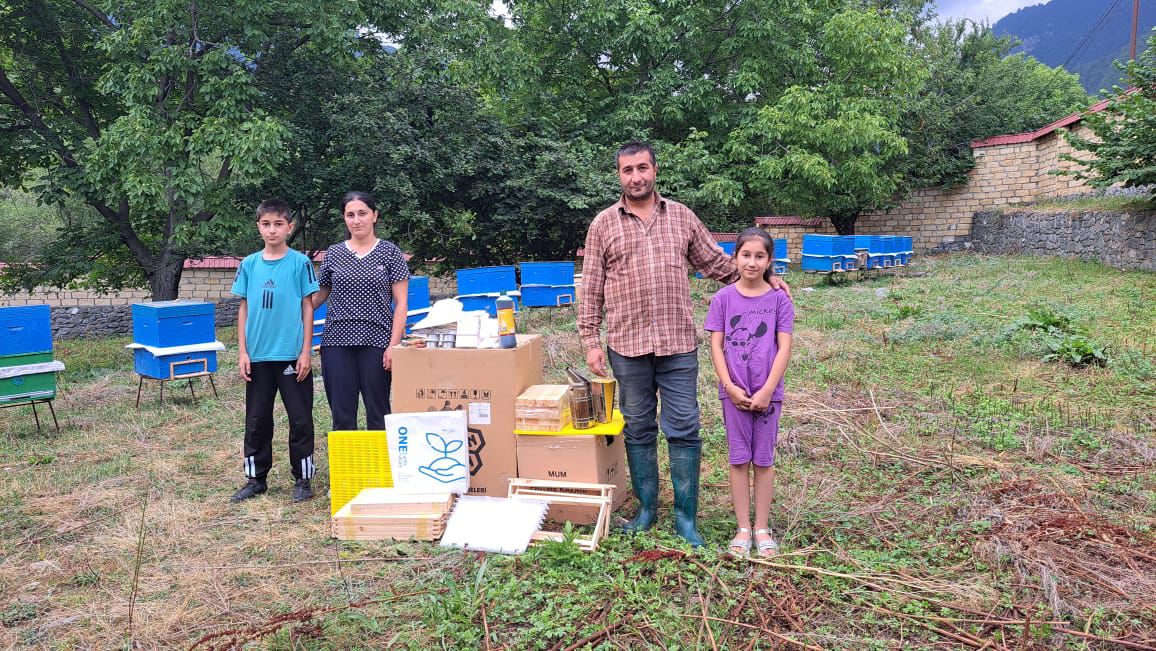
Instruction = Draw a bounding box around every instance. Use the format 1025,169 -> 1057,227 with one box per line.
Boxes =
231,249 -> 320,362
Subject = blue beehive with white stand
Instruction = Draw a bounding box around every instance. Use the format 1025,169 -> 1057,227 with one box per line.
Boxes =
519,262 -> 576,307
802,235 -> 856,272
772,238 -> 790,275
132,301 -> 215,348
130,300 -> 220,379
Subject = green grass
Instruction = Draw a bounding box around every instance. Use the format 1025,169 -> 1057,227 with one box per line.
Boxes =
1021,194 -> 1156,212
0,253 -> 1153,649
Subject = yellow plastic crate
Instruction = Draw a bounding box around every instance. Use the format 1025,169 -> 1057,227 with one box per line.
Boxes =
328,430 -> 393,515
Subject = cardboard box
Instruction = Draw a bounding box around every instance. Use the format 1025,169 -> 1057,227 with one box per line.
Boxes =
392,334 -> 543,496
516,434 -> 628,524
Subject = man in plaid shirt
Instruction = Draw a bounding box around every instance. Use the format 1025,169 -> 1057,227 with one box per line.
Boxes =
579,141 -> 789,547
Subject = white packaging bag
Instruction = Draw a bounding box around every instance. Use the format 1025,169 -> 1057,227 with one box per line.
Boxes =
383,411 -> 470,494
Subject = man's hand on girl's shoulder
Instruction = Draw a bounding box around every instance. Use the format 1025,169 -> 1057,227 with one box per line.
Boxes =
769,276 -> 792,299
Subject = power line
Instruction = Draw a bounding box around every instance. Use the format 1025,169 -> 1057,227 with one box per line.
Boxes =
1062,0 -> 1123,69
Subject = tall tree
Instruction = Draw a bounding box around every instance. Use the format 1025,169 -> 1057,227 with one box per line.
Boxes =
725,9 -> 925,233
1062,29 -> 1156,192
249,35 -> 606,269
901,21 -> 1090,189
465,0 -> 930,231
0,0 -> 351,299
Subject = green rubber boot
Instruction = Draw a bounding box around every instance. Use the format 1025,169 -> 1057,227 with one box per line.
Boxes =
622,443 -> 659,533
669,445 -> 704,547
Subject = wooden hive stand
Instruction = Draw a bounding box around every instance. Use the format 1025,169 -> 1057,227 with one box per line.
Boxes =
507,478 -> 614,552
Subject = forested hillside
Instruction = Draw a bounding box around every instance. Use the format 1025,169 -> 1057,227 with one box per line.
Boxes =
994,0 -> 1156,94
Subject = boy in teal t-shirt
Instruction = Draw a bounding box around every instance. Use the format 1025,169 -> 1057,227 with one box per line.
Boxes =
229,199 -> 320,504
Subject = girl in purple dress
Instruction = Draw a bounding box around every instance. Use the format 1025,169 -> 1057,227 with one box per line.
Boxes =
705,228 -> 794,557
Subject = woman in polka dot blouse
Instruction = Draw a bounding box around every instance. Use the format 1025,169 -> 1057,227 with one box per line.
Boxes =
312,191 -> 411,429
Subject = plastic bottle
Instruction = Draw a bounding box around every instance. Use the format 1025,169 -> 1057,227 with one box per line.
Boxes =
496,292 -> 517,348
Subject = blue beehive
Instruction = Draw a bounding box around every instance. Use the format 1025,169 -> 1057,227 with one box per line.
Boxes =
888,236 -> 907,266
132,301 -> 215,347
311,302 -> 327,348
458,292 -> 520,317
0,305 -> 57,403
131,300 -> 217,379
0,305 -> 52,356
520,286 -> 575,307
408,276 -> 431,311
456,266 -> 517,296
519,262 -> 576,306
801,255 -> 848,272
133,348 -> 218,379
900,236 -> 914,264
695,242 -> 737,279
519,261 -> 575,286
773,239 -> 787,260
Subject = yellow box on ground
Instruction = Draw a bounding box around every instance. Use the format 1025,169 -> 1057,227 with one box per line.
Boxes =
328,430 -> 392,515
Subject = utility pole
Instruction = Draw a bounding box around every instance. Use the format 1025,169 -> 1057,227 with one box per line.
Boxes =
1132,0 -> 1141,60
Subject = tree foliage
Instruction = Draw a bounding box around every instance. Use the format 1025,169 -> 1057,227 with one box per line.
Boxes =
475,0 -> 931,232
1062,29 -> 1156,192
901,21 -> 1090,189
0,0 -> 1112,284
726,9 -> 924,233
249,28 -> 607,269
0,0 -> 352,299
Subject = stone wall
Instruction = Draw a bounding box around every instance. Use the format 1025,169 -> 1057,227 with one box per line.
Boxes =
1,266 -> 246,340
0,267 -> 238,308
971,209 -> 1156,271
47,298 -> 242,340
856,123 -> 1100,253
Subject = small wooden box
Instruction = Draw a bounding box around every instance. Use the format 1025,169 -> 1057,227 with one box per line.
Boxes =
515,384 -> 571,431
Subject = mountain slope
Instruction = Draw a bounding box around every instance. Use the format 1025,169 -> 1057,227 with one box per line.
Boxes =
993,0 -> 1156,94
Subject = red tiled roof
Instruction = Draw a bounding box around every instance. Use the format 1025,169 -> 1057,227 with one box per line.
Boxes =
183,256 -> 243,269
755,216 -> 825,227
970,94 -> 1125,148
181,249 -> 411,269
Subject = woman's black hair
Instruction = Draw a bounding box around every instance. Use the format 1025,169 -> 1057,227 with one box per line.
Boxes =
341,191 -> 376,213
733,227 -> 775,283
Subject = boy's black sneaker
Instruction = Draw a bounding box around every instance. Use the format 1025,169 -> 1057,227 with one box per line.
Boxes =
230,479 -> 267,503
292,479 -> 313,503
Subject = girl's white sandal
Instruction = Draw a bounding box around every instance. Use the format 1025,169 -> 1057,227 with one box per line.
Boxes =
754,529 -> 779,557
728,527 -> 752,556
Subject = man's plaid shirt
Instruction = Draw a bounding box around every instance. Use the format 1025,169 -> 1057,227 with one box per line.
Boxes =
578,193 -> 738,357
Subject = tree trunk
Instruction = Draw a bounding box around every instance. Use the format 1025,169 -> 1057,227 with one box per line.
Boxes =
148,255 -> 185,301
829,211 -> 859,235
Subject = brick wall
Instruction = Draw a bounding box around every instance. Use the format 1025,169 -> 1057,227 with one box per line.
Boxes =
856,123 -> 1099,253
756,224 -> 839,260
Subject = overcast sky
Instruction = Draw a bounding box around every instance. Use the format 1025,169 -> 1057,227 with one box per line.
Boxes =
933,0 -> 1046,24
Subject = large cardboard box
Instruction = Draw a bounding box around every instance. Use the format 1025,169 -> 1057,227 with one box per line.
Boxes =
515,434 -> 628,524
392,335 -> 543,496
